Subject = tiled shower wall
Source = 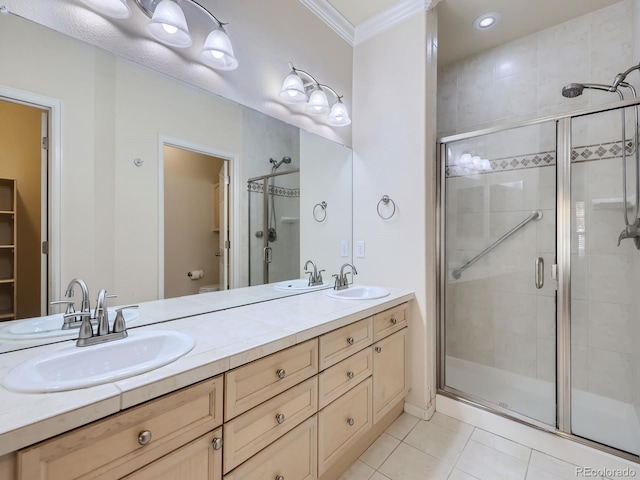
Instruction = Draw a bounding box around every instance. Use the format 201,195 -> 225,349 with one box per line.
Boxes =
440,0 -> 640,406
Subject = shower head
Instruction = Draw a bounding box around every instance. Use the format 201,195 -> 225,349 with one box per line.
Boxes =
561,82 -> 619,98
561,83 -> 585,98
270,156 -> 292,170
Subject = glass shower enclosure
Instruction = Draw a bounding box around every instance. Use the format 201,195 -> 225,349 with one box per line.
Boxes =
438,98 -> 640,461
247,169 -> 300,285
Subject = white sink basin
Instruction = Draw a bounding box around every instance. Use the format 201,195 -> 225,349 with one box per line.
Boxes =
0,309 -> 140,341
326,285 -> 390,300
2,330 -> 195,393
274,279 -> 331,291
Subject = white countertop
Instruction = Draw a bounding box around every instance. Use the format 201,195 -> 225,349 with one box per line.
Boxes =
0,286 -> 414,456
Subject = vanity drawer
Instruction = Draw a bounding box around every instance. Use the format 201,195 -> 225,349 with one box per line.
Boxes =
319,318 -> 373,370
317,377 -> 372,475
223,376 -> 318,473
17,376 -> 223,480
225,339 -> 318,419
224,416 -> 317,480
373,303 -> 407,342
318,347 -> 372,409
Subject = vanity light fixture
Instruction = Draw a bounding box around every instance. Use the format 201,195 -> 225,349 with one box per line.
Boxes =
279,63 -> 351,127
473,12 -> 501,30
81,0 -> 238,70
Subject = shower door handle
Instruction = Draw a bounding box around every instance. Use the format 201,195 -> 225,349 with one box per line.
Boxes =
263,246 -> 273,264
535,257 -> 544,289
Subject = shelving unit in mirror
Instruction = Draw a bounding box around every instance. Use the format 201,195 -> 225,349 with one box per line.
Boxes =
0,178 -> 16,321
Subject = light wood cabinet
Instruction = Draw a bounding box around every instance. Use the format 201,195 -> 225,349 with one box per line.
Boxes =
17,376 -> 223,480
373,328 -> 408,423
317,377 -> 373,475
124,428 -> 222,480
319,317 -> 373,370
225,339 -> 318,420
223,376 -> 318,472
318,347 -> 372,409
223,416 -> 317,480
13,302 -> 410,480
0,178 -> 16,321
373,303 -> 407,342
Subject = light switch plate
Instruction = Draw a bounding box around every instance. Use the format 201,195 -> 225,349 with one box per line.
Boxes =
341,240 -> 349,257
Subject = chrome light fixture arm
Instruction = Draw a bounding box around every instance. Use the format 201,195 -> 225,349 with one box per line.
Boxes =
134,0 -> 225,29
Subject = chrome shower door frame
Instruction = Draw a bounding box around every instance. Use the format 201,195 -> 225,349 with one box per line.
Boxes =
436,97 -> 640,463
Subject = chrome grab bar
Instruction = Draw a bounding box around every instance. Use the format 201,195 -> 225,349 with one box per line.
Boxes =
535,257 -> 544,289
452,210 -> 543,280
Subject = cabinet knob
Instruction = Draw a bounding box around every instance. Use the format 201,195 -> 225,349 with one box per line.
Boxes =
275,413 -> 286,424
346,336 -> 354,345
390,316 -> 397,325
276,476 -> 285,480
138,430 -> 152,446
347,371 -> 354,379
375,346 -> 382,353
212,437 -> 223,450
347,418 -> 355,426
276,368 -> 286,379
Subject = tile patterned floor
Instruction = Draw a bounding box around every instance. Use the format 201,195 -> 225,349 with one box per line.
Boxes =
339,412 -> 627,480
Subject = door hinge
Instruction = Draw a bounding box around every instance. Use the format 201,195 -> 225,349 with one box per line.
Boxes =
42,240 -> 49,255
224,240 -> 231,249
42,136 -> 49,150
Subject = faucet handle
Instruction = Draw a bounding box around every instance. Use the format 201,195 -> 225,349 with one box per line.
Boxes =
51,300 -> 76,314
113,305 -> 138,334
64,312 -> 93,339
317,269 -> 325,283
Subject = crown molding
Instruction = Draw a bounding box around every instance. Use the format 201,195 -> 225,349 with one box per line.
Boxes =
298,0 -> 356,45
301,0 -> 435,47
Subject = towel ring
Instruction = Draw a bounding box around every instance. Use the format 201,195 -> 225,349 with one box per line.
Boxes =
313,201 -> 327,222
377,195 -> 396,220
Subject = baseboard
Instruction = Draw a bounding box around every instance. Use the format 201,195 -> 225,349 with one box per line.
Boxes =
403,400 -> 435,420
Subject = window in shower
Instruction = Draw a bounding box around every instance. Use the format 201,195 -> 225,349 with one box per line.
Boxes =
441,120 -> 557,426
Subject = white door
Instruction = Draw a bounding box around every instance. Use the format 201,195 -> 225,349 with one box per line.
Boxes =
218,162 -> 229,290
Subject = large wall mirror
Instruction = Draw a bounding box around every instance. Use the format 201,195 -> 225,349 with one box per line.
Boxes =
0,10 -> 352,353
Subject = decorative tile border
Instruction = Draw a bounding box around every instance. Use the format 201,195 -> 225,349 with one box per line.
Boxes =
247,181 -> 300,198
445,139 -> 632,178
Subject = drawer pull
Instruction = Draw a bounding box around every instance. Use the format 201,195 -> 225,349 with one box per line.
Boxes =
347,417 -> 355,426
346,336 -> 354,345
276,368 -> 286,379
212,437 -> 223,450
276,476 -> 285,480
275,413 -> 286,424
347,371 -> 355,379
138,430 -> 152,446
375,346 -> 382,353
390,316 -> 397,325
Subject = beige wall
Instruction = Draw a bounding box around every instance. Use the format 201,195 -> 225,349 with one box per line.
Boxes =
164,146 -> 224,298
0,100 -> 43,319
352,11 -> 437,415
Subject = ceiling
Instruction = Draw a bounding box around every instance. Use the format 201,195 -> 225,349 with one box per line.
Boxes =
305,0 -> 623,65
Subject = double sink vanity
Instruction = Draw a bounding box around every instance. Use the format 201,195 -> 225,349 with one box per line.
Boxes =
0,283 -> 414,480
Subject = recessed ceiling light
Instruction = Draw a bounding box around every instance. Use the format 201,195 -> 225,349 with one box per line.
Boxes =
473,12 -> 501,30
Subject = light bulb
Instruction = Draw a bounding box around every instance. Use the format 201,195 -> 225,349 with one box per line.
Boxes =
162,23 -> 178,34
210,50 -> 224,59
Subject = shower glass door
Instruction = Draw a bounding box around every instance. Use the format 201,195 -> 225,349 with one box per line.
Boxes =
570,106 -> 640,455
442,120 -> 557,425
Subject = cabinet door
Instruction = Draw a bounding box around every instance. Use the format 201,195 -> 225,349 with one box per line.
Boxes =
124,429 -> 222,480
372,328 -> 407,423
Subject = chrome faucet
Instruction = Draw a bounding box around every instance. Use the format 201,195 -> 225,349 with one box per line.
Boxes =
304,260 -> 325,286
333,263 -> 357,290
76,289 -> 137,347
51,278 -> 92,330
